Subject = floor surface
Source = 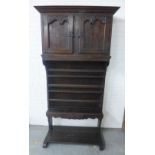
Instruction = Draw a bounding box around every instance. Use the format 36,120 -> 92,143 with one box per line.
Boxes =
29,125 -> 125,155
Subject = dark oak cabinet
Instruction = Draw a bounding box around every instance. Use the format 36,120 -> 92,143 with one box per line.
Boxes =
35,6 -> 119,150
41,12 -> 113,55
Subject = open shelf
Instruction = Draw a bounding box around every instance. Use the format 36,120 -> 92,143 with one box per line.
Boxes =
47,68 -> 105,73
48,89 -> 102,94
47,75 -> 104,78
48,84 -> 103,88
49,98 -> 100,103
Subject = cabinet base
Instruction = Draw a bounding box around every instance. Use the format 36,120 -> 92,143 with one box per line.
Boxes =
43,126 -> 105,150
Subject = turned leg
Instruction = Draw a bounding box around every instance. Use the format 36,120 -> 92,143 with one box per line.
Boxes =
48,116 -> 53,130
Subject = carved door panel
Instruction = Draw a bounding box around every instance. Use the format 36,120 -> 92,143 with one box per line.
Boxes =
43,14 -> 73,54
78,14 -> 112,54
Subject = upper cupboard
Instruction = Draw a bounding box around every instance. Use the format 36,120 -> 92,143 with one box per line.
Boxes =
41,13 -> 113,54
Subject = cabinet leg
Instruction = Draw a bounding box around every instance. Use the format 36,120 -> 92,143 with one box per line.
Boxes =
99,130 -> 105,150
97,117 -> 102,128
48,116 -> 53,130
43,117 -> 53,148
43,134 -> 49,148
43,140 -> 48,148
98,117 -> 105,150
99,139 -> 105,151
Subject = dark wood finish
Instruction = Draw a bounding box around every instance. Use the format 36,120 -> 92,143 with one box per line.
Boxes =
42,13 -> 73,54
34,6 -> 119,151
43,126 -> 105,149
46,111 -> 103,119
34,6 -> 119,14
42,53 -> 111,61
78,14 -> 112,54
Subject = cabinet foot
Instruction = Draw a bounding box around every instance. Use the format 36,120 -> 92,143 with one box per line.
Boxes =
99,141 -> 105,150
43,132 -> 49,148
99,130 -> 105,151
43,142 -> 48,148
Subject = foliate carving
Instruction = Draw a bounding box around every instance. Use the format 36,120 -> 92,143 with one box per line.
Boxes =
47,16 -> 68,25
59,18 -> 68,25
46,111 -> 103,120
83,16 -> 106,25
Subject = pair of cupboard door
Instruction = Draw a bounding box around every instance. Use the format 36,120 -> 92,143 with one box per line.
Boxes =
41,13 -> 112,54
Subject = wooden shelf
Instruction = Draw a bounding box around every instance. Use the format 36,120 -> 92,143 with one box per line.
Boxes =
49,98 -> 100,103
48,84 -> 103,88
47,68 -> 105,73
47,75 -> 104,78
48,90 -> 102,94
43,126 -> 105,148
